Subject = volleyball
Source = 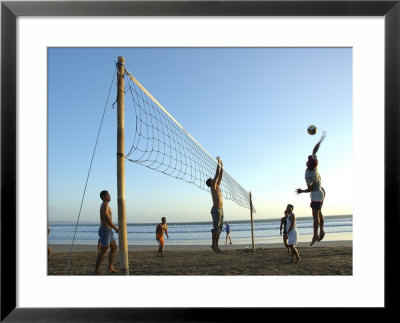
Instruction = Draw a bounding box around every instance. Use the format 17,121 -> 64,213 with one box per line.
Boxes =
307,125 -> 317,135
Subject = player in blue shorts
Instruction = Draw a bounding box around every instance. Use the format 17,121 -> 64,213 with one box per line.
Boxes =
94,190 -> 119,274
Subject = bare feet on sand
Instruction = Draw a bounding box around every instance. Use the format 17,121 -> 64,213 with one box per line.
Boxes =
310,235 -> 319,246
211,246 -> 222,253
109,267 -> 118,273
319,231 -> 325,241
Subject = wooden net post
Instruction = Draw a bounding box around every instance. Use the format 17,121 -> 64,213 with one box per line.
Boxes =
117,56 -> 129,275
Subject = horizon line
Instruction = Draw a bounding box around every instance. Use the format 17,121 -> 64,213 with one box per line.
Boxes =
49,214 -> 352,225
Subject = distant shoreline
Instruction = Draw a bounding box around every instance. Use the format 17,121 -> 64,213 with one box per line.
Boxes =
49,214 -> 353,226
50,240 -> 352,252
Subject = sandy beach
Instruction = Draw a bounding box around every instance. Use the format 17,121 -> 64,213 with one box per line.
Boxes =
49,240 -> 352,276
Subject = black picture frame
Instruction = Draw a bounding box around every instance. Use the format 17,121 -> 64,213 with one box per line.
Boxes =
1,0 -> 398,321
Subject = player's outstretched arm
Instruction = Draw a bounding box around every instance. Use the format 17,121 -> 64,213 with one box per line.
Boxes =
217,158 -> 223,186
312,131 -> 326,155
213,156 -> 222,183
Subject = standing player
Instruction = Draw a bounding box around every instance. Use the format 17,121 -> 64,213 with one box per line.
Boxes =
296,131 -> 326,246
224,222 -> 232,245
286,204 -> 301,263
280,210 -> 290,254
94,190 -> 119,274
156,217 -> 169,257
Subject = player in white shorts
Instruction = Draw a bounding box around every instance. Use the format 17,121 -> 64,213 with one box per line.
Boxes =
285,204 -> 301,263
296,131 -> 326,246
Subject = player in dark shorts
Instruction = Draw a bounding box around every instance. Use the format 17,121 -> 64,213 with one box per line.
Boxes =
280,209 -> 290,254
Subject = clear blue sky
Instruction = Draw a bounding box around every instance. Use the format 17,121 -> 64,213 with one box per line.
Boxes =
48,47 -> 352,224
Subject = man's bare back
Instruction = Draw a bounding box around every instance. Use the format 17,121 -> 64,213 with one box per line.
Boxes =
211,184 -> 223,208
206,157 -> 224,254
210,157 -> 224,208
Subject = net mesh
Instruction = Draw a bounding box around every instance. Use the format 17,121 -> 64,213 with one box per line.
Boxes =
124,69 -> 255,212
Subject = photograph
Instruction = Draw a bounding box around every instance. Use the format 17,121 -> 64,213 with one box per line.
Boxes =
2,0 -> 397,320
47,47 -> 353,276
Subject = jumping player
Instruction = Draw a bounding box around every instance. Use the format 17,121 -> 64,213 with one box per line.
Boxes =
296,131 -> 326,246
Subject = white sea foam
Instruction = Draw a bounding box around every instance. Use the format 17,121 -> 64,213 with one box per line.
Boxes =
48,215 -> 352,246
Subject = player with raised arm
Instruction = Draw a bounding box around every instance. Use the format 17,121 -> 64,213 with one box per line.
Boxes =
206,157 -> 224,253
296,132 -> 326,246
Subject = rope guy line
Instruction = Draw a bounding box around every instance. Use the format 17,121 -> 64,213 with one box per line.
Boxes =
65,66 -> 117,275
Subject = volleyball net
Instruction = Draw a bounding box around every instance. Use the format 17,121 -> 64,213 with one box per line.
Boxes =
124,68 -> 255,213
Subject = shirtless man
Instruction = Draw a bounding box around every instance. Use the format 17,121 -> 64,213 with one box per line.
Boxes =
156,217 -> 169,257
94,190 -> 119,274
206,156 -> 224,253
296,132 -> 326,246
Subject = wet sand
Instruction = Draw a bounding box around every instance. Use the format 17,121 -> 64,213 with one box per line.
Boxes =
49,240 -> 352,276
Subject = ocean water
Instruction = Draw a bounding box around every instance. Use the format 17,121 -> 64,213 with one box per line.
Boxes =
49,215 -> 352,246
